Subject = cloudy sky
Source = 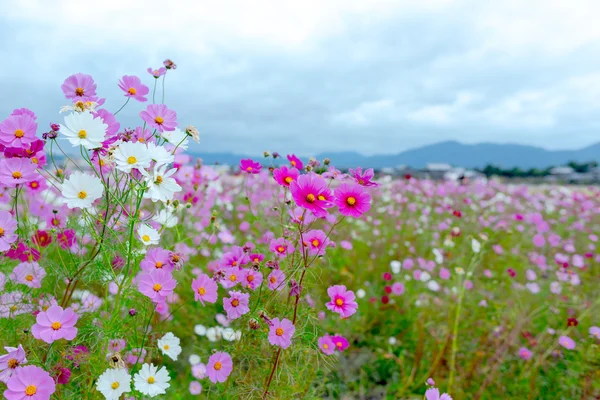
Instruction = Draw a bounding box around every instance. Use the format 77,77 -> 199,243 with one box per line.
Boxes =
2,0 -> 600,156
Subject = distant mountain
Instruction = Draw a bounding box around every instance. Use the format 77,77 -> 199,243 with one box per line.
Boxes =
192,141 -> 600,169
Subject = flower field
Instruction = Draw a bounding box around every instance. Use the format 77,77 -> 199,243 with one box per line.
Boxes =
0,62 -> 599,399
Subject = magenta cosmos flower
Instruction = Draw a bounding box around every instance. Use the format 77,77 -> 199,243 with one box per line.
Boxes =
147,67 -> 167,78
0,158 -> 38,188
11,262 -> 46,288
61,73 -> 97,101
223,291 -> 250,320
206,352 -> 233,383
267,269 -> 286,291
139,104 -> 178,133
239,159 -> 261,174
137,269 -> 177,303
318,335 -> 335,355
518,347 -> 532,360
330,335 -> 349,352
287,154 -> 303,169
31,306 -> 78,344
326,285 -> 358,318
268,318 -> 295,349
425,387 -> 453,400
269,237 -> 294,258
558,335 -> 575,350
290,172 -> 333,218
348,167 -> 379,187
191,273 -> 218,305
118,75 -> 149,102
0,112 -> 38,148
0,345 -> 27,383
4,365 -> 55,400
273,165 -> 299,187
334,183 -> 372,218
0,211 -> 18,252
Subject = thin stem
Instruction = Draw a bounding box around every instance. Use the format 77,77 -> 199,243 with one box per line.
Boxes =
113,97 -> 130,116
152,79 -> 158,104
161,74 -> 166,104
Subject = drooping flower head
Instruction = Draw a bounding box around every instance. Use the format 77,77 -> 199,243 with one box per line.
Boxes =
118,75 -> 150,102
61,73 -> 97,101
239,159 -> 261,174
326,285 -> 358,318
273,165 -> 299,187
3,365 -> 55,400
206,352 -> 233,383
334,183 -> 372,218
268,318 -> 295,349
140,104 -> 178,133
31,306 -> 78,344
290,172 -> 333,218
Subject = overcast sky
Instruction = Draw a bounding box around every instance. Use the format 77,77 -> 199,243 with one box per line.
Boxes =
2,0 -> 600,156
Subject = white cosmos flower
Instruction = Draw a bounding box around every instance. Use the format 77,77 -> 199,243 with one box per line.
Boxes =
146,142 -> 175,167
471,238 -> 481,253
390,260 -> 401,274
356,288 -> 366,299
142,165 -> 182,203
153,208 -> 178,228
133,363 -> 171,398
206,327 -> 219,342
114,141 -> 152,173
138,224 -> 160,246
427,281 -> 441,292
189,354 -> 201,365
161,128 -> 189,150
60,111 -> 107,149
61,171 -> 104,209
194,324 -> 207,336
222,328 -> 236,342
96,368 -> 131,400
157,332 -> 182,361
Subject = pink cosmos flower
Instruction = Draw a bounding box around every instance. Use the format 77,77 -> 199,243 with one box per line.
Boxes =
61,73 -> 97,101
0,158 -> 38,187
0,345 -> 27,383
267,269 -> 286,291
287,154 -> 303,169
334,183 -> 372,218
4,365 -> 56,400
206,352 -> 233,383
241,269 -> 263,291
301,229 -> 329,256
289,207 -> 316,225
140,248 -> 174,273
290,172 -> 333,218
137,269 -> 177,303
519,347 -> 532,360
107,339 -> 126,354
348,167 -> 379,187
268,318 -> 295,349
223,291 -> 250,320
191,273 -> 218,305
318,335 -> 335,355
326,285 -> 358,318
189,381 -> 202,395
118,75 -> 149,102
139,104 -> 178,133
239,159 -> 261,174
558,335 -> 575,350
0,211 -> 18,252
425,387 -> 453,400
0,113 -> 38,148
273,165 -> 299,187
31,306 -> 78,344
92,109 -> 120,138
330,335 -> 349,352
147,67 -> 167,78
11,262 -> 46,288
219,267 -> 242,289
269,237 -> 294,258
220,247 -> 249,268
391,282 -> 405,295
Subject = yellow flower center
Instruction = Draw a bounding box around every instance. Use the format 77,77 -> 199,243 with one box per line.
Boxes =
284,177 -> 292,184
75,87 -> 84,96
323,344 -> 329,349
155,176 -> 163,184
147,376 -> 155,384
128,87 -> 137,95
276,328 -> 284,336
78,191 -> 87,199
7,359 -> 18,368
111,381 -> 119,389
290,160 -> 296,167
25,385 -> 37,396
155,116 -> 164,125
198,287 -> 206,295
163,345 -> 170,350
335,298 -> 344,306
155,261 -> 163,269
0,227 -> 4,237
246,166 -> 253,171
142,234 -> 150,242
12,171 -> 22,179
127,156 -> 137,164
318,195 -> 326,201
346,196 -> 356,206
153,283 -> 162,292
232,261 -> 237,266
247,275 -> 255,282
25,274 -> 34,281
311,239 -> 319,247
336,341 -> 343,347
270,276 -> 277,283
231,299 -> 239,307
31,181 -> 39,188
229,274 -> 237,282
78,129 -> 87,139
51,321 -> 62,330
306,194 -> 315,203
214,361 -> 222,371
31,157 -> 39,164
14,129 -> 24,138
277,246 -> 285,253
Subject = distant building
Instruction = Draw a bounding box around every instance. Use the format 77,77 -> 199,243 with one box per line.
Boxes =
549,166 -> 575,176
424,163 -> 452,179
